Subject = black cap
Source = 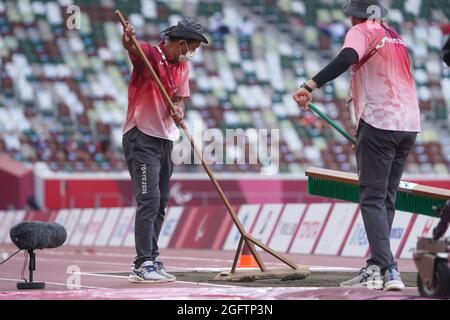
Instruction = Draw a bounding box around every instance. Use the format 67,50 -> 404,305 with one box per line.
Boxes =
343,0 -> 388,19
161,18 -> 209,44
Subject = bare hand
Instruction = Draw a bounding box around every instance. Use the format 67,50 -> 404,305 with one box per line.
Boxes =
293,88 -> 312,109
172,105 -> 184,125
122,21 -> 135,42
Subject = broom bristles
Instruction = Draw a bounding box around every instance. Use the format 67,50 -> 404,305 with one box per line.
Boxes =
308,177 -> 444,218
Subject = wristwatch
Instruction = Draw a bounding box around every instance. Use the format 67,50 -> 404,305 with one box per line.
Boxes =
300,82 -> 314,93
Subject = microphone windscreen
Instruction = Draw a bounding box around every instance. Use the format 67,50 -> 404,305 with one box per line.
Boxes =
45,223 -> 67,248
10,222 -> 67,250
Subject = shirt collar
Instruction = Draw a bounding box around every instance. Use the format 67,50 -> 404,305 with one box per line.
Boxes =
159,42 -> 178,64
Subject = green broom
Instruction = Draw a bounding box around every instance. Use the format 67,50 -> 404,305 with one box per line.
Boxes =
306,103 -> 450,218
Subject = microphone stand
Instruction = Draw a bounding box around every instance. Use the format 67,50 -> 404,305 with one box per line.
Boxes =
17,249 -> 45,290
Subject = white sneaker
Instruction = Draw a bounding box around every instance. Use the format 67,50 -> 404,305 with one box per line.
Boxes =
154,260 -> 176,282
340,265 -> 383,290
129,261 -> 170,283
383,268 -> 405,291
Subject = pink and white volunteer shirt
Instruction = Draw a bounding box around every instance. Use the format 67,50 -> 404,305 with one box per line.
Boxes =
343,20 -> 421,132
123,42 -> 190,141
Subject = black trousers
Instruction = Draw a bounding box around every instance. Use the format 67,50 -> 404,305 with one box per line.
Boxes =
122,127 -> 173,267
356,119 -> 417,272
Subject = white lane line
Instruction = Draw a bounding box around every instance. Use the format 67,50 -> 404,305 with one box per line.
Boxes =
37,255 -> 286,269
309,266 -> 360,272
175,281 -> 238,288
3,250 -> 360,276
0,277 -> 109,290
168,266 -> 360,273
43,250 -> 237,264
77,272 -> 239,288
39,251 -> 361,270
76,272 -> 128,279
32,257 -> 131,267
15,255 -> 360,274
17,251 -> 362,273
170,267 -> 230,272
26,255 -> 282,269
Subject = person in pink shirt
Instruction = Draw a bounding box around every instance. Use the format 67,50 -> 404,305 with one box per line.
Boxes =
121,18 -> 208,283
293,0 -> 421,291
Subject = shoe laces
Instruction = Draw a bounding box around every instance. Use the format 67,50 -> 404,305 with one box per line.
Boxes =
154,261 -> 164,270
142,263 -> 157,273
359,267 -> 368,275
385,268 -> 399,279
361,265 -> 381,274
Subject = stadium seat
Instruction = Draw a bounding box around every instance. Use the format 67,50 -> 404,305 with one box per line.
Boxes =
0,0 -> 448,175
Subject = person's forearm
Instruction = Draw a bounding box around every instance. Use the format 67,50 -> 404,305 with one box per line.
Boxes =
311,48 -> 359,89
122,34 -> 139,56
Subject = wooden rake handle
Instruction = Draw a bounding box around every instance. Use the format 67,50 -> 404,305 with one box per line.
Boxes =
115,10 -> 298,272
115,10 -> 178,118
115,9 -> 245,241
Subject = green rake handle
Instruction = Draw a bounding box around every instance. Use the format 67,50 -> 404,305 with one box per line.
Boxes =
308,103 -> 356,146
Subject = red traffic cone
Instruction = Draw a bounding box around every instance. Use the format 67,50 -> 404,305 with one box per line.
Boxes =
238,242 -> 259,268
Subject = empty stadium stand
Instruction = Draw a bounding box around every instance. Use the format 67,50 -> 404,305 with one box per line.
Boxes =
0,0 -> 448,174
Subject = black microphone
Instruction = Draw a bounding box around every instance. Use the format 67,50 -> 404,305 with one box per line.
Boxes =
9,221 -> 67,290
10,221 -> 67,250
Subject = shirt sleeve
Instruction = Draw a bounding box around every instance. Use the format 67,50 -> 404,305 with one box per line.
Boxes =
342,26 -> 370,63
312,48 -> 359,88
128,42 -> 158,69
175,63 -> 191,98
